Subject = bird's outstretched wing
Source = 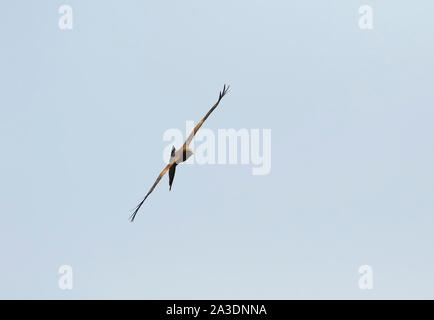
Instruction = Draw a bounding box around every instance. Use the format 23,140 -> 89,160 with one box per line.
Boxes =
182,84 -> 230,150
130,161 -> 175,222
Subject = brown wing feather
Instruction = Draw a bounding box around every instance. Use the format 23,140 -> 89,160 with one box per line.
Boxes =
130,162 -> 175,222
183,84 -> 230,150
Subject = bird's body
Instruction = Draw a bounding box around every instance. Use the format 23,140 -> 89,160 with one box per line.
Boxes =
130,85 -> 230,222
168,146 -> 194,190
175,147 -> 195,164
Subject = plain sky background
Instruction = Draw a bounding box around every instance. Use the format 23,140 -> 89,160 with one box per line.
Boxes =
1,0 -> 433,299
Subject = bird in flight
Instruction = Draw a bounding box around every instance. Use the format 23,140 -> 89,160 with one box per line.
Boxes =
130,84 -> 230,222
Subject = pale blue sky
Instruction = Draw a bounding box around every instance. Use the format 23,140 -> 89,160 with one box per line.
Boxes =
1,0 -> 434,299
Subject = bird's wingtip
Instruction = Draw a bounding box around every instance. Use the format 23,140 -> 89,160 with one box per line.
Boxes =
219,84 -> 230,100
129,199 -> 145,222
